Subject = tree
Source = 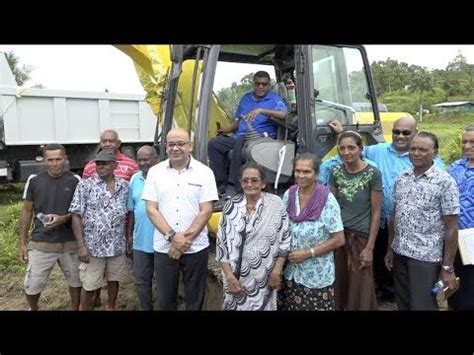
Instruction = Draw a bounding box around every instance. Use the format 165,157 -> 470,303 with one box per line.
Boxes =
371,59 -> 412,96
216,73 -> 258,118
443,53 -> 472,97
4,51 -> 33,86
407,65 -> 434,121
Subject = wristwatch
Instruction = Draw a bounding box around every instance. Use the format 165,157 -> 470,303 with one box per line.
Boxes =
164,229 -> 176,241
441,265 -> 455,273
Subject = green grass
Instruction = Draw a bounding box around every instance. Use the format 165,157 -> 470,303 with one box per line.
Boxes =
418,112 -> 474,165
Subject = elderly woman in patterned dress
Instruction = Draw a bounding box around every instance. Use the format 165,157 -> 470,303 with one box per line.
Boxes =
278,153 -> 345,311
216,162 -> 291,310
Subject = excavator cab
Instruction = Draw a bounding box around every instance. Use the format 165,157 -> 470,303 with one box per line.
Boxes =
159,45 -> 382,189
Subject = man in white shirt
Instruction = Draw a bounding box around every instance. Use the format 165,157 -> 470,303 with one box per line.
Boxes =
142,128 -> 218,310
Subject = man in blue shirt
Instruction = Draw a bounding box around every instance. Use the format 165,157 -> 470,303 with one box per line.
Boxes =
329,116 -> 444,302
208,71 -> 287,196
126,145 -> 159,310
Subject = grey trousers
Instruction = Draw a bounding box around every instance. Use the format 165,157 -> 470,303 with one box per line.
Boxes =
393,253 -> 439,310
133,249 -> 155,311
154,247 -> 208,311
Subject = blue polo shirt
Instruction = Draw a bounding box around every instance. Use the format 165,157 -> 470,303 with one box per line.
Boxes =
235,91 -> 287,139
127,171 -> 155,253
364,142 -> 445,226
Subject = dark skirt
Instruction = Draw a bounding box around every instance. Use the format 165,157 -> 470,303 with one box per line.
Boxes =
334,231 -> 378,310
278,278 -> 335,311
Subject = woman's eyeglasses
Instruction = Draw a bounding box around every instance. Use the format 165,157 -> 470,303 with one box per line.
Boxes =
240,177 -> 262,184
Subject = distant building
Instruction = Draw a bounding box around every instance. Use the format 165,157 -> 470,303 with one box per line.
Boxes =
433,101 -> 474,113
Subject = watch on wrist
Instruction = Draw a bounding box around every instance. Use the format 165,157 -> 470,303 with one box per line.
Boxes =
164,229 -> 176,241
441,265 -> 455,273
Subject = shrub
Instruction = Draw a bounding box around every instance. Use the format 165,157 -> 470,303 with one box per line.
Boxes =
0,202 -> 25,273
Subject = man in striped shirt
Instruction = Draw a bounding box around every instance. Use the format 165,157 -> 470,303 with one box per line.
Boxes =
82,129 -> 138,308
83,129 -> 139,181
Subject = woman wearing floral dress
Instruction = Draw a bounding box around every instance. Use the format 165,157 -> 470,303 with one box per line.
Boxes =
278,153 -> 345,311
329,131 -> 383,310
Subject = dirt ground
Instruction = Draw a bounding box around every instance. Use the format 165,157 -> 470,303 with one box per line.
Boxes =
0,263 -> 399,311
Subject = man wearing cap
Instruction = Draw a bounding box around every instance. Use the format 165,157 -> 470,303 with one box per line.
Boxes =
82,129 -> 138,307
69,150 -> 130,310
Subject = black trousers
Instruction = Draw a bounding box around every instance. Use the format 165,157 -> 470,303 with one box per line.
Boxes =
373,226 -> 394,300
154,248 -> 209,311
133,249 -> 154,311
208,135 -> 246,193
393,253 -> 439,310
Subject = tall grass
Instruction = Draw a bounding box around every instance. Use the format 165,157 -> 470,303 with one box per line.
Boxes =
418,112 -> 474,165
0,202 -> 25,274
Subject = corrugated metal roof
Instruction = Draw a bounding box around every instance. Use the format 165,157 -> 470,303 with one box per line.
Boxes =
433,101 -> 471,107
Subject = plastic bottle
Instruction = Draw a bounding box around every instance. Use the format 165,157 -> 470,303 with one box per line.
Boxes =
286,78 -> 297,111
37,212 -> 52,225
432,278 -> 460,310
431,280 -> 448,294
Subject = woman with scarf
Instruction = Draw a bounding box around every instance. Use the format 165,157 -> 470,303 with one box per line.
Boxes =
216,162 -> 291,310
278,153 -> 345,311
329,131 -> 382,310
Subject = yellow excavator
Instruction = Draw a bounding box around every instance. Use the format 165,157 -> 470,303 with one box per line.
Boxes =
116,45 -> 390,236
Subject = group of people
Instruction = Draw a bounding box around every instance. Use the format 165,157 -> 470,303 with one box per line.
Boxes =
19,126 -> 220,311
18,68 -> 474,311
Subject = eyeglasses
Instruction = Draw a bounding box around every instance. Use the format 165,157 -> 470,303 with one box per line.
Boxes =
392,129 -> 412,136
240,177 -> 262,184
254,82 -> 269,87
166,141 -> 189,148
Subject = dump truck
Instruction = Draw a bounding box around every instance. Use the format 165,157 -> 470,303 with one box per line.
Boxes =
0,52 -> 157,181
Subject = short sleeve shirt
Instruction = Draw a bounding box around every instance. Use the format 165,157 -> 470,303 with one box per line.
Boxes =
69,176 -> 129,257
141,157 -> 219,254
392,165 -> 460,262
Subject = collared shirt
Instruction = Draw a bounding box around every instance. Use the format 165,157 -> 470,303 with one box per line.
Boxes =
391,165 -> 459,262
448,157 -> 474,229
82,152 -> 139,181
127,171 -> 155,253
364,142 -> 445,226
282,190 -> 343,289
235,91 -> 287,139
141,157 -> 219,254
69,176 -> 129,257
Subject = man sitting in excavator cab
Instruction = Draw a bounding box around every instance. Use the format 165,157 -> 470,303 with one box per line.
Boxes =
208,71 -> 288,197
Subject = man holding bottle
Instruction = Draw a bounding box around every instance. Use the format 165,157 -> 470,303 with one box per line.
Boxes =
19,144 -> 82,310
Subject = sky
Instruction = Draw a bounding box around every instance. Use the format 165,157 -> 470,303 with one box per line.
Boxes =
0,45 -> 473,94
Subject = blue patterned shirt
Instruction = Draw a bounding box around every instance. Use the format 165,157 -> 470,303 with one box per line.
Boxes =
69,176 -> 129,257
282,190 -> 344,289
391,165 -> 459,262
448,157 -> 474,229
364,142 -> 444,226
